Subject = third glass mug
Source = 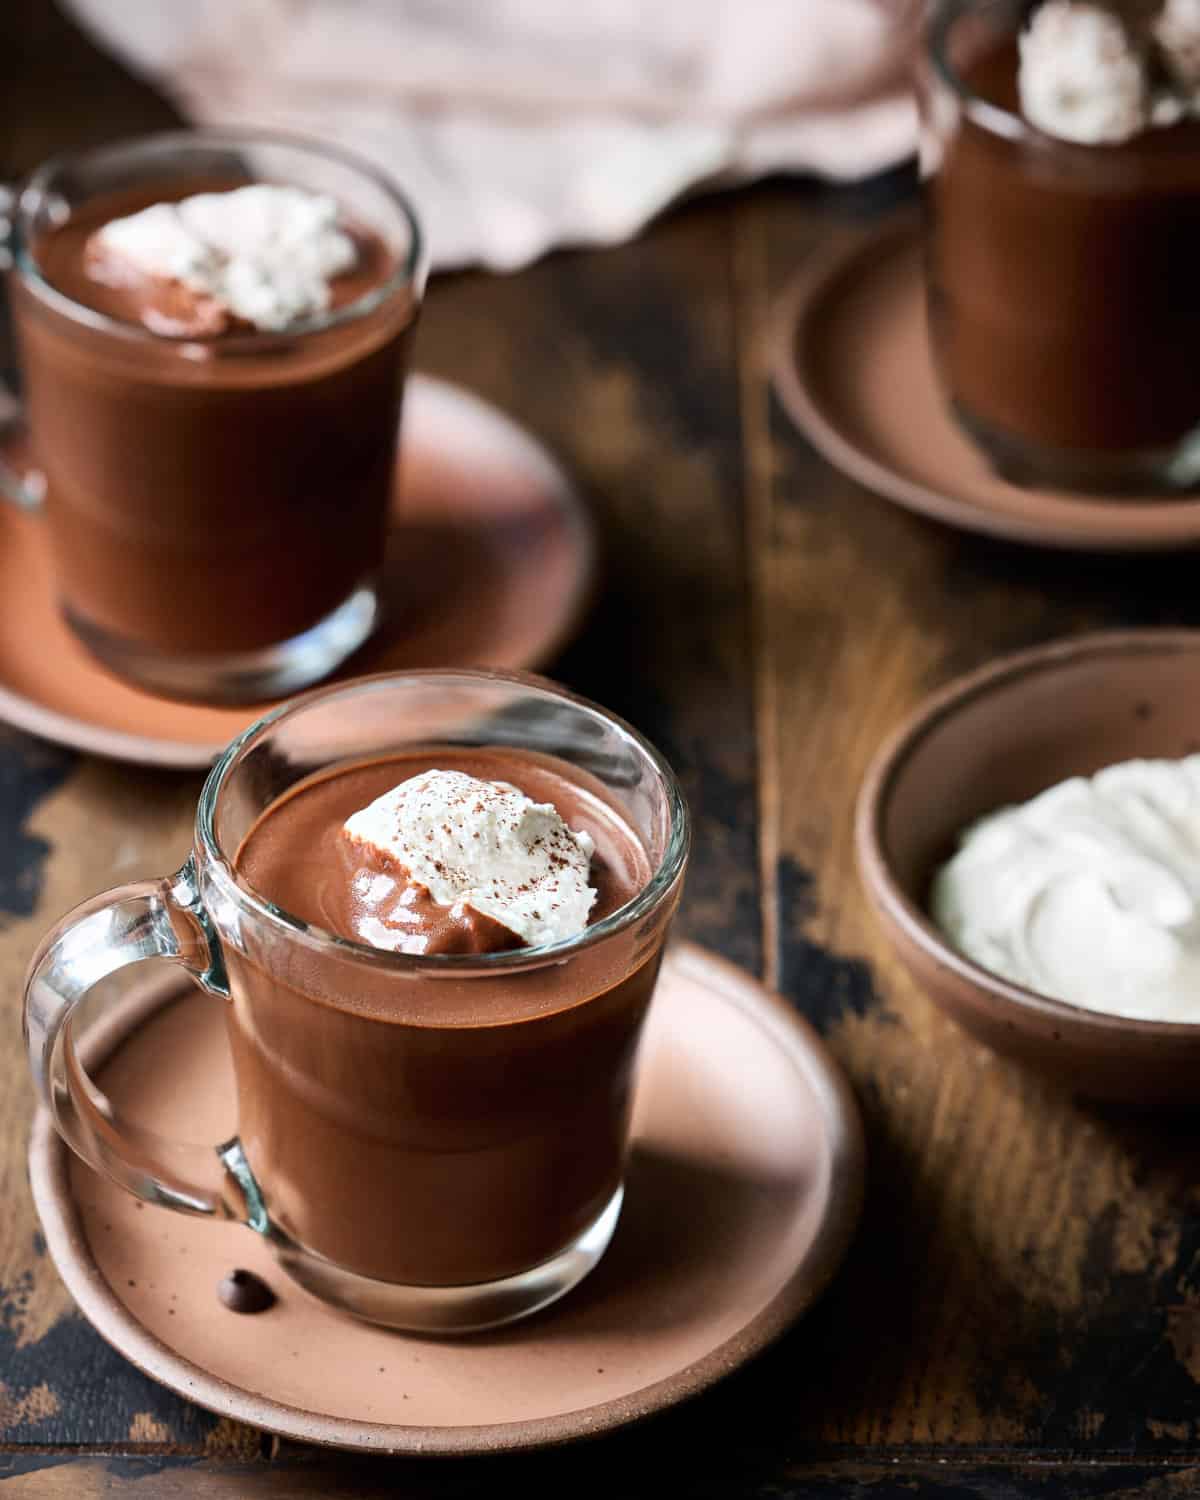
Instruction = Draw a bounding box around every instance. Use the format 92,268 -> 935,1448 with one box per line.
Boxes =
0,130 -> 424,701
24,670 -> 690,1333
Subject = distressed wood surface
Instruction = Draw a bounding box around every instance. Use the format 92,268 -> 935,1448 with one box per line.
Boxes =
5,3 -> 1200,1495
8,1455 -> 1200,1499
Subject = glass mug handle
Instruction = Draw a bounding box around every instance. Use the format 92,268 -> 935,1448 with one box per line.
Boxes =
0,182 -> 45,512
24,855 -> 255,1223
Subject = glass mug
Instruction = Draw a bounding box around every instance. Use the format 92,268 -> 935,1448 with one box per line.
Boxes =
24,671 -> 689,1333
0,130 -> 424,702
919,0 -> 1200,494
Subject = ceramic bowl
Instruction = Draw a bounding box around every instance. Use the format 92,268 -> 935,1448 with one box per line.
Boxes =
856,630 -> 1200,1108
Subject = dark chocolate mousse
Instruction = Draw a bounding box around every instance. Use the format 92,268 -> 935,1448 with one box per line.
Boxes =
12,178 -> 415,660
225,748 -> 659,1287
924,13 -> 1200,487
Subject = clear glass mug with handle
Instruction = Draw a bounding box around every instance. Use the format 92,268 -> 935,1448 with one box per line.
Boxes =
918,0 -> 1200,495
0,130 -> 424,702
23,670 -> 690,1334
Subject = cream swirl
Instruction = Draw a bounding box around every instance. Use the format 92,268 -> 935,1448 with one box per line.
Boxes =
931,756 -> 1200,1021
343,768 -> 597,950
88,184 -> 358,332
1018,1 -> 1149,145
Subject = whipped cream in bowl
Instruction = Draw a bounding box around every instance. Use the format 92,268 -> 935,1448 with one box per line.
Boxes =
854,632 -> 1200,1108
932,756 -> 1200,1022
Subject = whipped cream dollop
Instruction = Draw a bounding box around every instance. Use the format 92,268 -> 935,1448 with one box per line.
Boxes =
87,184 -> 358,332
1018,1 -> 1151,143
342,769 -> 597,951
1156,0 -> 1200,92
931,756 -> 1200,1022
1017,0 -> 1200,143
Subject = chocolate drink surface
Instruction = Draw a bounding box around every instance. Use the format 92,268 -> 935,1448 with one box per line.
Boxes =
927,40 -> 1200,457
229,748 -> 659,1287
14,179 -> 415,657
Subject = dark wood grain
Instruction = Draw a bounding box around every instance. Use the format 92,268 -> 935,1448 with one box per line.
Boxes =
7,1453 -> 1200,1498
0,1 -> 180,174
5,0 -> 1200,1493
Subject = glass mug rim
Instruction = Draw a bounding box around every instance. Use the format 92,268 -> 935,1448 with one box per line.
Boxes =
13,125 -> 426,348
196,667 -> 692,976
927,0 -> 1042,148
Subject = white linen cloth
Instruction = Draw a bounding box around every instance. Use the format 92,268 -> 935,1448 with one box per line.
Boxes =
64,0 -> 921,272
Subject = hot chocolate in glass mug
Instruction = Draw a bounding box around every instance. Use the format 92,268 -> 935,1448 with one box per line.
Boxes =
0,130 -> 424,702
919,0 -> 1200,494
23,671 -> 690,1333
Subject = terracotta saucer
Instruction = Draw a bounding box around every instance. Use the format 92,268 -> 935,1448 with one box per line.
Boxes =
29,942 -> 864,1456
0,375 -> 595,769
771,220 -> 1200,553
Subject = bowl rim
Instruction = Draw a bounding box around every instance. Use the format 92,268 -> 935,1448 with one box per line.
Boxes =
855,627 -> 1200,1040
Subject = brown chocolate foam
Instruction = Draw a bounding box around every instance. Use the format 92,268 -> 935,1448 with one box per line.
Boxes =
83,234 -> 234,338
339,868 -> 528,956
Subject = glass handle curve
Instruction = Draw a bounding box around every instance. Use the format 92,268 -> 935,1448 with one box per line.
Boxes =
23,855 -> 244,1220
0,182 -> 43,512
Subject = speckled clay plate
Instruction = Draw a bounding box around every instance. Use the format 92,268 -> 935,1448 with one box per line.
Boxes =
29,942 -> 863,1456
771,221 -> 1200,552
0,375 -> 595,768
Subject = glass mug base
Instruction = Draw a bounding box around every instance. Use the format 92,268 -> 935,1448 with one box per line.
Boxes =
952,403 -> 1200,499
229,1146 -> 626,1334
63,577 -> 381,705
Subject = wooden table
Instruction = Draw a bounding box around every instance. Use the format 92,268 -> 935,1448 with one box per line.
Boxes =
5,5 -> 1200,1496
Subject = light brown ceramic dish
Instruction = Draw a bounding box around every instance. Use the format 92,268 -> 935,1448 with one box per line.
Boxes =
857,630 -> 1200,1107
29,942 -> 864,1456
0,375 -> 595,768
771,222 -> 1200,553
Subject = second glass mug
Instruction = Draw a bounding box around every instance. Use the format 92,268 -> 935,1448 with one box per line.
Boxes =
24,671 -> 690,1334
918,0 -> 1200,494
0,129 -> 425,702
